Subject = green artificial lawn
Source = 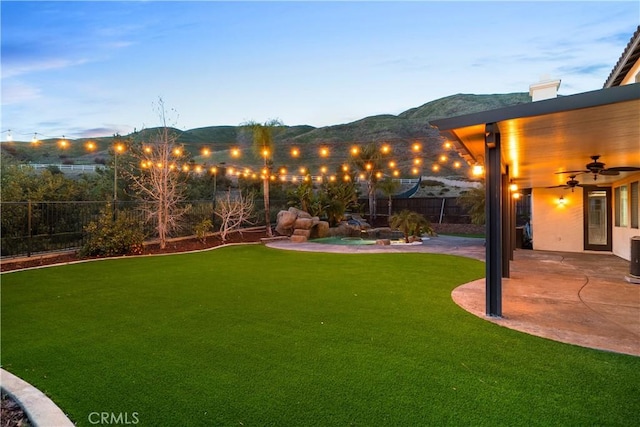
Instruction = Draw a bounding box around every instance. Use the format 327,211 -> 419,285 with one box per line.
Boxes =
2,245 -> 639,426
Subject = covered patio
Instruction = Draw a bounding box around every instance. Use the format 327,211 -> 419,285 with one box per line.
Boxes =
431,83 -> 640,318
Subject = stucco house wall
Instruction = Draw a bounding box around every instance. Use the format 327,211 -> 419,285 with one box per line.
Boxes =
612,172 -> 640,260
531,188 -> 584,253
531,172 -> 640,261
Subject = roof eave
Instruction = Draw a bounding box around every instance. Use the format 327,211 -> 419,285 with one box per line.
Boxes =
604,25 -> 640,88
430,83 -> 640,132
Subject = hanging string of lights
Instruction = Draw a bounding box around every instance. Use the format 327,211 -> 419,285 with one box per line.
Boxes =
1,129 -> 69,145
1,128 -> 475,181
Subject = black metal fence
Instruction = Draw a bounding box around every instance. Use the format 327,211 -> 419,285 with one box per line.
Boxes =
360,197 -> 472,225
0,196 -> 482,258
0,200 -> 222,258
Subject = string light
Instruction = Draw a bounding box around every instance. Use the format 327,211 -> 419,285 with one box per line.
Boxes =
3,131 -> 473,184
472,162 -> 484,177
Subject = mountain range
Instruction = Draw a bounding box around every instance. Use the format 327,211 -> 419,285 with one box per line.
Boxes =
2,92 -> 531,177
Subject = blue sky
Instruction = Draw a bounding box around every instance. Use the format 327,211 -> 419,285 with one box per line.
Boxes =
2,1 -> 638,139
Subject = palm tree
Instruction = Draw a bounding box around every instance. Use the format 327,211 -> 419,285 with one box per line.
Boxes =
458,183 -> 485,225
350,142 -> 387,220
390,210 -> 432,243
241,119 -> 284,237
378,177 -> 400,220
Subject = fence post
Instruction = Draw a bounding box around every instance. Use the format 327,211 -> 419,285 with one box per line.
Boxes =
27,200 -> 32,257
439,198 -> 446,224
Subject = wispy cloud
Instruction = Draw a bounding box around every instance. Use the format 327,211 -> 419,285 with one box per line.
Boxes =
2,58 -> 89,79
1,81 -> 41,104
558,64 -> 612,77
1,2 -> 141,80
78,125 -> 133,139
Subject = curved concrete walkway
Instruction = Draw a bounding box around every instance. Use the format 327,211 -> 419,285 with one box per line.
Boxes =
1,368 -> 74,426
266,235 -> 486,260
267,236 -> 640,356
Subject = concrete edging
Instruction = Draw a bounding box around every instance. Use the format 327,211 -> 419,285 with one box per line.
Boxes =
1,368 -> 74,427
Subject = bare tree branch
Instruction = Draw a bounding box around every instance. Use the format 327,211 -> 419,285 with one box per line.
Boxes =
122,98 -> 189,249
215,191 -> 256,243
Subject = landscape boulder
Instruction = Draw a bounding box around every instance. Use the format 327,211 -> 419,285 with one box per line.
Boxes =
275,209 -> 298,236
275,208 -> 329,242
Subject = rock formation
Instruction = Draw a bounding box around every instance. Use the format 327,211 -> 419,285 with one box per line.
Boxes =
275,207 -> 329,242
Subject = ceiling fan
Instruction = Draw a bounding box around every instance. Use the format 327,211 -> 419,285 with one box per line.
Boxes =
547,175 -> 583,192
556,155 -> 640,180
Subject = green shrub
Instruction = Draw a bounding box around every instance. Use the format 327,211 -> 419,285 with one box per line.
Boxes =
194,218 -> 213,243
80,204 -> 145,257
390,210 -> 434,243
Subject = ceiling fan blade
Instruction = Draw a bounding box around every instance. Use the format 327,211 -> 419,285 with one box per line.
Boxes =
600,169 -> 620,176
546,185 -> 568,189
555,170 -> 588,175
607,166 -> 640,172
